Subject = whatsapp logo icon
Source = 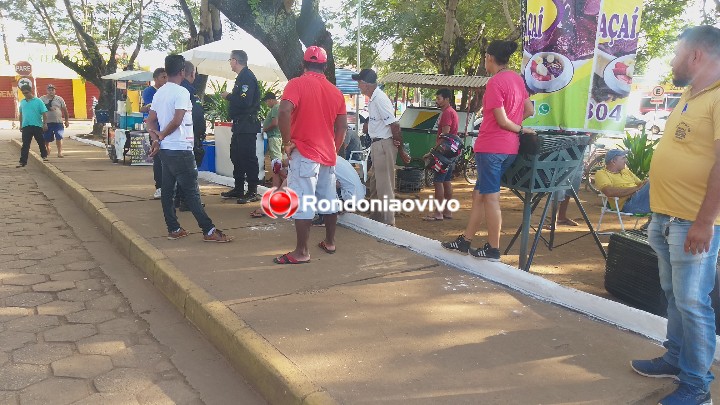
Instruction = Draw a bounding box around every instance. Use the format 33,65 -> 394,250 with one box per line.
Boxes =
538,103 -> 550,115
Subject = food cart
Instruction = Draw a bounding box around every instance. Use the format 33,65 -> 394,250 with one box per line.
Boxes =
378,72 -> 488,187
100,70 -> 154,165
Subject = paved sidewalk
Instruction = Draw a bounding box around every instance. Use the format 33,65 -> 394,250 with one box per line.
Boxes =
12,134 -> 720,404
0,143 -> 204,404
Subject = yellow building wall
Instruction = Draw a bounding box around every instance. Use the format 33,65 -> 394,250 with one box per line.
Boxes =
72,79 -> 87,119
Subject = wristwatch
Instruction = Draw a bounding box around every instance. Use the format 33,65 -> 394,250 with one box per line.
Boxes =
518,125 -> 524,135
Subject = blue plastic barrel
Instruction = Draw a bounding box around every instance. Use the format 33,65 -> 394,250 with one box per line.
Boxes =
198,141 -> 216,172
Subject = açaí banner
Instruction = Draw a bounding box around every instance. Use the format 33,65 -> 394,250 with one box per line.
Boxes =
521,0 -> 643,134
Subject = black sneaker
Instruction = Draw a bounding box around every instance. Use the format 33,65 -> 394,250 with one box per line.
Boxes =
469,242 -> 501,261
221,189 -> 243,199
16,163 -> 26,168
630,357 -> 680,380
312,215 -> 325,227
237,193 -> 261,204
441,234 -> 471,253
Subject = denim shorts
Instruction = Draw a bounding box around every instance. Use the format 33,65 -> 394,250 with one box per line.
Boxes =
43,122 -> 64,142
434,162 -> 455,183
475,153 -> 516,194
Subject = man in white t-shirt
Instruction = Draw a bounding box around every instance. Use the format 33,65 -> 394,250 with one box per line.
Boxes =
146,54 -> 233,243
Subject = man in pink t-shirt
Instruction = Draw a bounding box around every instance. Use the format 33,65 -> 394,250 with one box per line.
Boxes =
274,46 -> 347,265
423,88 -> 459,221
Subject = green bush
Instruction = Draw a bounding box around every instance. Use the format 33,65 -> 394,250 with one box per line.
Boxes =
204,80 -> 282,127
621,128 -> 659,179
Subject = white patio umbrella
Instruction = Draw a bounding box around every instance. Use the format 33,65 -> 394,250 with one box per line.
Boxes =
180,42 -> 287,83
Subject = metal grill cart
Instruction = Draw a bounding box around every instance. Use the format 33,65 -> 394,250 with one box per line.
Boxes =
501,132 -> 606,271
379,73 -> 488,186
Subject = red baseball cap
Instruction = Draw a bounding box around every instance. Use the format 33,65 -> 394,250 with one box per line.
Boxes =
303,46 -> 327,63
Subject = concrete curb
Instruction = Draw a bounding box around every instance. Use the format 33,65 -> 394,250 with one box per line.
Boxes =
13,139 -> 337,405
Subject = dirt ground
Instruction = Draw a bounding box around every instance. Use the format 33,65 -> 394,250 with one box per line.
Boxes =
391,178 -> 630,301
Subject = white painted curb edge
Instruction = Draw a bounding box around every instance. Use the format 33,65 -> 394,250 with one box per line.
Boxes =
68,137 -> 720,360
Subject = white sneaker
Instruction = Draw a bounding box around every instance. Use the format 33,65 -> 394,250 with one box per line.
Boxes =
153,188 -> 162,199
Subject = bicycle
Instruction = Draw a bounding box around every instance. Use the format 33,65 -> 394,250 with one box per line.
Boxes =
452,144 -> 477,184
581,142 -> 607,194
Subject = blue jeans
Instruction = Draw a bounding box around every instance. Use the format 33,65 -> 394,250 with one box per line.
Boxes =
648,213 -> 720,392
622,182 -> 650,214
159,149 -> 214,234
475,153 -> 516,194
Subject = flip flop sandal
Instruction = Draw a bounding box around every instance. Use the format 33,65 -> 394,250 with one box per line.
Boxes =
422,216 -> 444,221
318,241 -> 336,254
250,210 -> 265,218
273,253 -> 310,264
443,215 -> 453,219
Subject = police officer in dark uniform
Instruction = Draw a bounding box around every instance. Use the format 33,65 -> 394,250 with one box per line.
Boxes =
220,49 -> 262,204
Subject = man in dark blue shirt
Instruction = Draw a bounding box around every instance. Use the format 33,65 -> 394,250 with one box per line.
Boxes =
220,50 -> 261,204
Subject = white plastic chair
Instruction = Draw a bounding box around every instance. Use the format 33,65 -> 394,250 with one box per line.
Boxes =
596,193 -> 648,234
348,147 -> 371,182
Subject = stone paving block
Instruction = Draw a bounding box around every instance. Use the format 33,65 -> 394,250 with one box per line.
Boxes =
0,274 -> 46,286
31,281 -> 75,293
22,264 -> 66,275
0,331 -> 36,352
57,289 -> 102,302
50,271 -> 90,282
0,364 -> 47,390
36,301 -> 84,316
4,293 -> 53,308
71,393 -> 140,405
12,343 -> 73,365
93,368 -> 155,394
0,391 -> 16,405
1,260 -> 35,270
18,377 -> 90,405
86,294 -> 125,311
4,315 -> 59,333
97,318 -> 145,335
0,246 -> 30,255
17,251 -> 57,261
111,345 -> 165,369
136,379 -> 201,405
65,261 -> 96,271
76,335 -> 132,356
44,324 -> 97,342
51,354 -> 112,378
66,310 -> 115,324
0,307 -> 33,322
75,279 -> 105,291
0,286 -> 25,300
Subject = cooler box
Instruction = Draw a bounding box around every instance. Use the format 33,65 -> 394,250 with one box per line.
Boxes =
199,141 -> 216,172
118,113 -> 144,130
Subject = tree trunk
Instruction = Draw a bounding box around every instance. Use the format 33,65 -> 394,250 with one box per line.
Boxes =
438,0 -> 460,75
209,0 -> 334,81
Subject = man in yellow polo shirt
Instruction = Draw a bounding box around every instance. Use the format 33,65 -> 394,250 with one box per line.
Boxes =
630,26 -> 720,405
594,149 -> 650,214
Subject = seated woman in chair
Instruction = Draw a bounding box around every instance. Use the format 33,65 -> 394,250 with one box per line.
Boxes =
594,149 -> 650,214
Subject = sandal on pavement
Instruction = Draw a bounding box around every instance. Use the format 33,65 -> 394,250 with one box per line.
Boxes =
422,216 -> 443,221
318,241 -> 336,254
250,209 -> 265,218
273,253 -> 310,264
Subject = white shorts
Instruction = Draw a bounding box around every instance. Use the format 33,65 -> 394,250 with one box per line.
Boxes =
287,149 -> 338,220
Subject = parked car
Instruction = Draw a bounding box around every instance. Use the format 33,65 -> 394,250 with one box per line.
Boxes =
624,115 -> 646,131
642,110 -> 670,134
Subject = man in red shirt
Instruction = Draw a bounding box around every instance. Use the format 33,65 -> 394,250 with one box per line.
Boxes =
274,46 -> 347,264
423,88 -> 459,221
